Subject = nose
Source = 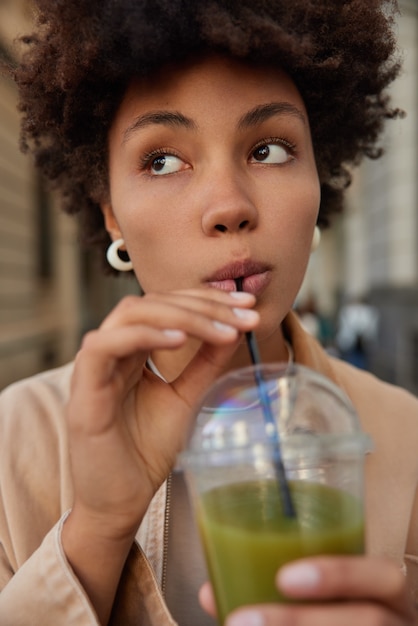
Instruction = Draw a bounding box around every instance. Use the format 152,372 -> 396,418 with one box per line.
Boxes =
200,171 -> 259,236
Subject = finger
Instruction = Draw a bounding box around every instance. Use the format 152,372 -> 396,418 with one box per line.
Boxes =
199,582 -> 217,618
276,556 -> 413,620
102,289 -> 255,326
167,287 -> 256,305
100,291 -> 257,336
225,602 -> 407,626
74,326 -> 187,388
102,304 -> 258,349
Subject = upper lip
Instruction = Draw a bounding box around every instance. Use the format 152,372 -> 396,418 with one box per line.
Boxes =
205,259 -> 271,282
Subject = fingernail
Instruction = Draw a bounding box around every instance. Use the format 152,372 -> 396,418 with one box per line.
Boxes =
278,562 -> 321,591
229,291 -> 254,301
226,610 -> 265,626
163,329 -> 185,339
233,308 -> 259,322
213,321 -> 237,334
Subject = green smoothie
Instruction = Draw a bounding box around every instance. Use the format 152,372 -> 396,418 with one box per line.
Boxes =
197,479 -> 364,624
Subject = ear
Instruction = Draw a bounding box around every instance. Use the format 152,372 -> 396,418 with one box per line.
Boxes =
101,202 -> 123,241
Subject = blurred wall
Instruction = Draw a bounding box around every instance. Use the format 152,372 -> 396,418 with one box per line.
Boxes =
0,1 -> 138,389
0,66 -> 82,389
300,0 -> 418,394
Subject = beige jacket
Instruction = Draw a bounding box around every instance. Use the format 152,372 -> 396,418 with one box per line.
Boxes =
0,312 -> 418,625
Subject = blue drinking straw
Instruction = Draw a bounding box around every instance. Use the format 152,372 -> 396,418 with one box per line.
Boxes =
235,278 -> 296,519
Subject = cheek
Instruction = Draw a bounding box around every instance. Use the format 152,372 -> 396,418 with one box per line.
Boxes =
266,174 -> 320,240
119,214 -> 187,292
294,168 -> 321,217
294,180 -> 321,239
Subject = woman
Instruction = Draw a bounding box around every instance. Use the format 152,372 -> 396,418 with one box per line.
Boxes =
1,1 -> 417,625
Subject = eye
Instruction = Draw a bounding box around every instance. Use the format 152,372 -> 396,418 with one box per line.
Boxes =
149,153 -> 184,175
250,141 -> 294,165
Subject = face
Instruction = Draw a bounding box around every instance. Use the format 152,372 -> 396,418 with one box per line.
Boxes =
102,54 -> 320,339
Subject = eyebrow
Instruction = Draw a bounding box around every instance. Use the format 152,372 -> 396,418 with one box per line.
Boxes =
123,110 -> 196,143
237,102 -> 306,129
123,101 -> 306,143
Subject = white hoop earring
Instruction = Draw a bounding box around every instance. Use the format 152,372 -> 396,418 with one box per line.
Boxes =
106,238 -> 133,272
311,226 -> 321,253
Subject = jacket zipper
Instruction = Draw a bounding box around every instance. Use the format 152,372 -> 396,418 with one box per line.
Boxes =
161,472 -> 172,596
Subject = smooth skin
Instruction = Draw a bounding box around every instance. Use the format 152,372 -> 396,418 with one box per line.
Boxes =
61,54 -> 417,625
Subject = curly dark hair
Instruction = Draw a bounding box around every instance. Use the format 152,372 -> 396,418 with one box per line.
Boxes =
12,0 -> 402,272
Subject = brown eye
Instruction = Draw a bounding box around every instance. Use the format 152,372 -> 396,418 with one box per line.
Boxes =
253,145 -> 271,161
150,153 -> 184,175
152,156 -> 167,172
251,142 -> 290,164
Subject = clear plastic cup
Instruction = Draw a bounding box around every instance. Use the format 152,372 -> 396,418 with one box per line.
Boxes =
180,363 -> 372,624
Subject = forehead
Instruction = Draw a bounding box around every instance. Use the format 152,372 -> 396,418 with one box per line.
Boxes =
111,54 -> 308,135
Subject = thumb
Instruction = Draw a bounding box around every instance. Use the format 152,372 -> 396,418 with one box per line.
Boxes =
173,339 -> 239,412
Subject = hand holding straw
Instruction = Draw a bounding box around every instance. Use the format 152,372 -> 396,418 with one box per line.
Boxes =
235,278 -> 296,519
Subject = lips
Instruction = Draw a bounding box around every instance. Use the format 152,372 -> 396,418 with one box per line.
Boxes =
205,260 -> 272,296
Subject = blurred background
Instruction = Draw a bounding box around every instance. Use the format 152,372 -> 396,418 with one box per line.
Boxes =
0,0 -> 417,394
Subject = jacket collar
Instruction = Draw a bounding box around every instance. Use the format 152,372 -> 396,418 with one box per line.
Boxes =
283,310 -> 342,388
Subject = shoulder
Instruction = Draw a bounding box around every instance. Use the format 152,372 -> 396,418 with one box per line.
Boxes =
329,356 -> 418,416
329,356 -> 418,460
286,310 -> 418,419
0,363 -> 74,440
0,362 -> 74,403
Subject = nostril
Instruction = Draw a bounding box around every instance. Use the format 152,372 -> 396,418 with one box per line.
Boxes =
213,220 -> 249,233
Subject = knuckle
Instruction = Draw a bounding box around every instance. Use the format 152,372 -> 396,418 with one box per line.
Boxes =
117,294 -> 140,310
317,556 -> 354,589
79,329 -> 101,351
335,556 -> 354,581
